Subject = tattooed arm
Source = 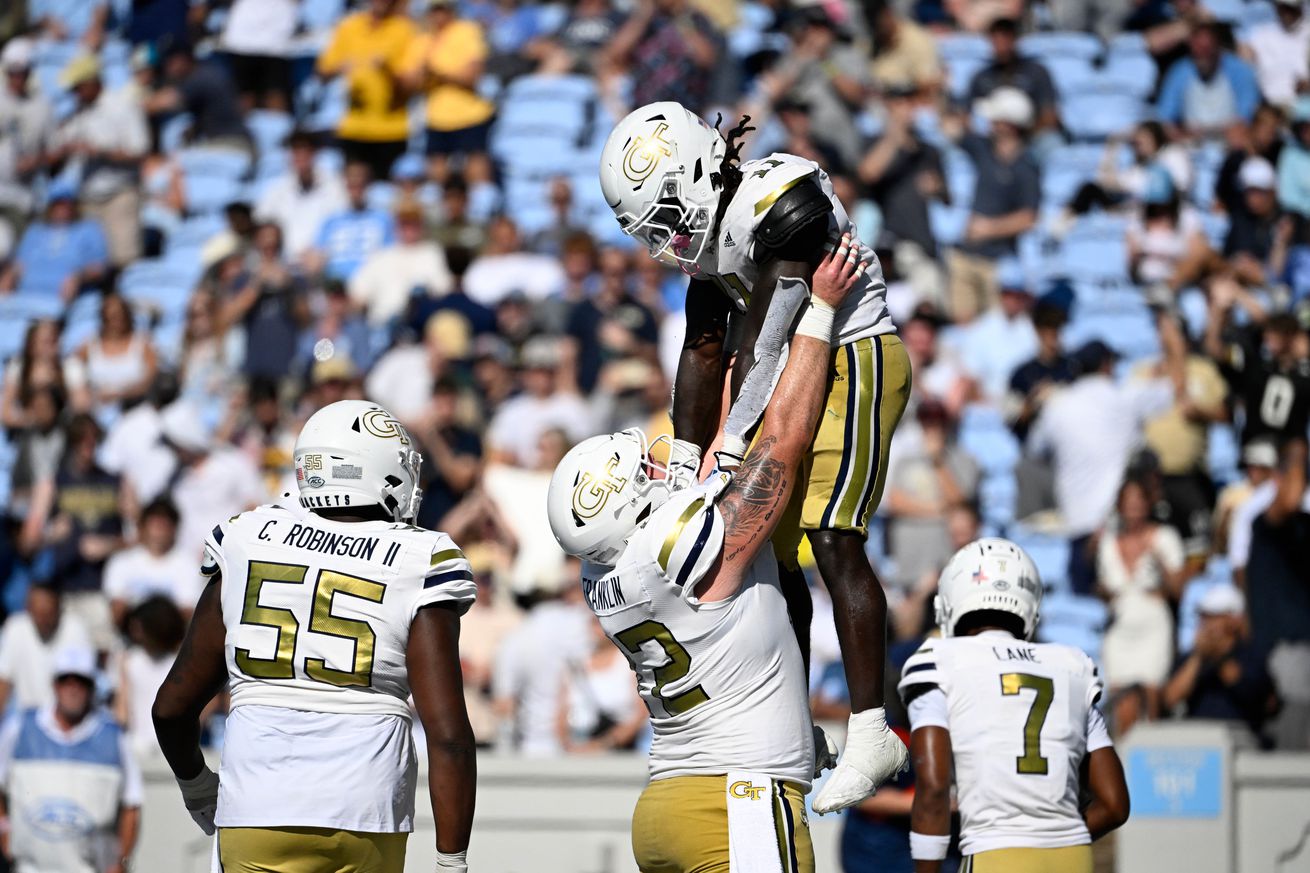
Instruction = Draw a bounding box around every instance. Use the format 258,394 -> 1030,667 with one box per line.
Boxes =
153,576 -> 228,781
695,238 -> 865,601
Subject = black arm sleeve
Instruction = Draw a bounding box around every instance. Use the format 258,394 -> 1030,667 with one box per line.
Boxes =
754,177 -> 835,267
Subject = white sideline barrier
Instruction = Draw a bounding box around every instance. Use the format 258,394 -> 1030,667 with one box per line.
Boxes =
135,752 -> 845,872
1117,722 -> 1310,873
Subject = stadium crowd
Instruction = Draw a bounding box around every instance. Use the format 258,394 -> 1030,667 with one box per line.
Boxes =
0,0 -> 1309,867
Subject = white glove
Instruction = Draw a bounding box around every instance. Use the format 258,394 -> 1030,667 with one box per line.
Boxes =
813,708 -> 909,814
435,850 -> 468,872
813,725 -> 839,778
668,438 -> 702,487
176,765 -> 220,835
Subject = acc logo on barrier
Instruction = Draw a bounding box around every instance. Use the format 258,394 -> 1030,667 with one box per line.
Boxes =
572,457 -> 629,520
729,781 -> 766,801
361,409 -> 410,446
623,123 -> 673,184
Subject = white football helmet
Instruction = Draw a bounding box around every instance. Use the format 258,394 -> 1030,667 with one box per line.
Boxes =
547,429 -> 694,565
294,400 -> 422,523
935,538 -> 1043,640
599,101 -> 727,269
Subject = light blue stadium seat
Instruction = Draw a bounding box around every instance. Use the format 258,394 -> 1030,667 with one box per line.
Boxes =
943,147 -> 977,205
301,0 -> 347,32
1208,422 -> 1241,485
1044,55 -> 1097,96
1040,143 -> 1106,206
1099,51 -> 1158,97
929,202 -> 969,247
1060,89 -> 1145,140
936,32 -> 992,61
160,113 -> 193,155
959,405 -> 1020,475
0,318 -> 27,365
2,292 -> 64,322
1008,527 -> 1072,594
946,56 -> 988,100
1037,621 -> 1103,661
980,473 -> 1019,529
1107,32 -> 1148,57
1019,31 -> 1103,62
1199,211 -> 1230,248
186,175 -> 245,215
1057,234 -> 1129,280
246,111 -> 294,158
169,215 -> 226,251
1201,0 -> 1245,22
178,147 -> 252,180
1239,0 -> 1277,31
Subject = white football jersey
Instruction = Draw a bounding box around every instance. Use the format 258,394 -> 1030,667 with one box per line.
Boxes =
697,152 -> 894,347
586,474 -> 814,787
201,499 -> 476,831
898,631 -> 1111,855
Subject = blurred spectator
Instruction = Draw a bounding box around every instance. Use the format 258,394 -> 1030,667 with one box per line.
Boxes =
48,54 -> 149,268
432,174 -> 488,252
947,87 -> 1040,322
1213,437 -> 1278,555
900,311 -> 969,415
966,17 -> 1059,135
96,373 -> 179,506
295,281 -> 377,377
555,0 -> 624,72
0,646 -> 141,873
367,310 -> 470,423
144,43 -> 250,152
0,38 -> 52,242
885,400 -> 979,590
309,161 -> 396,281
26,413 -> 126,653
463,216 -> 565,306
1006,300 -> 1073,516
9,385 -> 65,513
758,7 -> 871,168
1068,121 -> 1192,219
178,290 -> 237,414
0,189 -> 109,300
404,0 -> 495,186
0,585 -> 90,713
559,620 -> 646,753
1216,104 -> 1284,216
414,377 -> 483,530
866,2 -> 942,96
255,130 -> 348,260
303,353 -> 364,416
456,554 -> 521,745
139,147 -> 187,257
486,337 -> 594,468
316,0 -> 417,179
226,378 -> 297,496
1247,439 -> 1310,749
1028,323 -> 1184,594
1098,477 -> 1188,732
602,0 -> 723,112
564,248 -> 659,394
1277,97 -> 1310,229
219,0 -> 298,112
102,499 -> 200,627
221,222 -> 308,383
350,198 -> 453,327
858,82 -> 947,307
1162,584 -> 1275,741
493,568 -> 591,756
115,596 -> 186,759
158,400 -> 265,559
1156,22 -> 1260,140
1205,295 -> 1310,445
1239,0 -> 1310,113
1134,347 -> 1227,561
954,261 -> 1037,402
1126,167 -> 1206,288
529,178 -> 590,257
408,246 -> 495,339
2,319 -> 89,430
1223,157 -> 1290,286
75,294 -> 158,416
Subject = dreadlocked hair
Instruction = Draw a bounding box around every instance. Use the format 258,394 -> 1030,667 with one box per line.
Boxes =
713,113 -> 755,224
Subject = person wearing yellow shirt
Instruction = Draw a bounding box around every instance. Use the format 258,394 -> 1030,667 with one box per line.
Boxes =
316,0 -> 417,180
402,0 -> 495,186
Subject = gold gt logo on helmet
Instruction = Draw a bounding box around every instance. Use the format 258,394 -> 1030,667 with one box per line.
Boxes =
572,455 -> 629,523
360,409 -> 410,446
623,123 -> 673,184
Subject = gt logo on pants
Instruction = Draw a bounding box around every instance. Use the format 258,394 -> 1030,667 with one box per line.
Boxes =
729,781 -> 766,800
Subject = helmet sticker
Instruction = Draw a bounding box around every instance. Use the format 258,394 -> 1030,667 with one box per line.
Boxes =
571,455 -> 630,523
623,123 -> 673,185
359,409 -> 410,445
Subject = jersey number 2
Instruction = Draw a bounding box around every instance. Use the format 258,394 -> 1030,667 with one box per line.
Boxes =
1000,672 -> 1054,775
615,620 -> 710,717
236,560 -> 386,687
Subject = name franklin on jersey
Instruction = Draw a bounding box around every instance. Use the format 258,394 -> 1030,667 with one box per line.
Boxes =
583,570 -> 626,613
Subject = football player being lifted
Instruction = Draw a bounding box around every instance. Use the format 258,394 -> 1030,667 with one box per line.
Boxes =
599,102 -> 910,811
548,237 -> 865,873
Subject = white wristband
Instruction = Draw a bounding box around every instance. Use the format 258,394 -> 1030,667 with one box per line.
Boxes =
719,434 -> 748,463
435,849 -> 468,872
794,298 -> 835,343
910,832 -> 950,861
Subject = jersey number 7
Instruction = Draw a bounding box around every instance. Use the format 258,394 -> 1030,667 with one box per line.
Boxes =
236,560 -> 386,687
1000,672 -> 1054,775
